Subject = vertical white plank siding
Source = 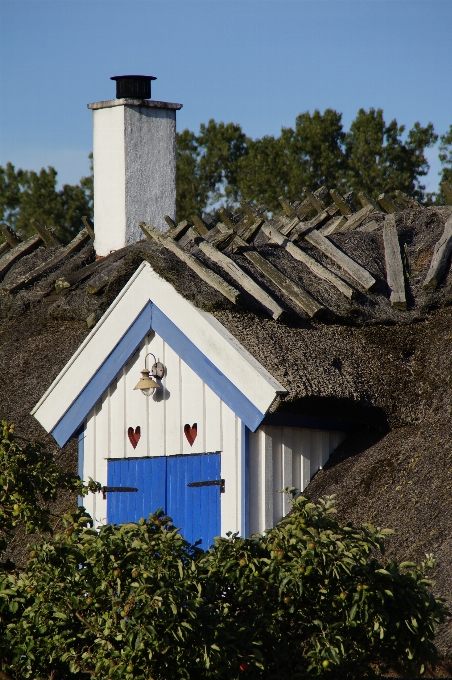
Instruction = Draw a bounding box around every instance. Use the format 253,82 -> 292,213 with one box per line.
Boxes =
94,396 -> 109,525
180,359 -> 205,455
321,431 -> 331,468
263,430 -> 274,530
248,426 -> 346,535
124,341 -> 149,458
272,427 -> 283,524
281,428 -> 293,517
146,332 -> 165,457
221,406 -> 241,537
248,429 -> 262,535
205,384 -> 222,453
291,428 -> 302,499
310,430 -> 324,475
249,428 -> 274,535
109,371 -> 126,459
164,343 -> 182,456
300,429 -> 311,492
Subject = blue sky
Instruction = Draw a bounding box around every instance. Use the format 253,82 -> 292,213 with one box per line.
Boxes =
0,0 -> 450,194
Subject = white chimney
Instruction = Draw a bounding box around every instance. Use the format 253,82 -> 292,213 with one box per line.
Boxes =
88,75 -> 182,257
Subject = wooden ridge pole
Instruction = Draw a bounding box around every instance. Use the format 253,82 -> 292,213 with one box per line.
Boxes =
81,216 -> 95,240
302,230 -> 376,291
1,224 -> 21,247
139,222 -> 241,306
0,235 -> 43,281
29,219 -> 61,248
261,223 -> 355,300
4,228 -> 92,294
423,214 -> 452,291
182,227 -> 285,319
229,233 -> 325,318
383,214 -> 407,309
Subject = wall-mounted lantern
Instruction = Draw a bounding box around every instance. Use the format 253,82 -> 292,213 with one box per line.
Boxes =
134,353 -> 165,397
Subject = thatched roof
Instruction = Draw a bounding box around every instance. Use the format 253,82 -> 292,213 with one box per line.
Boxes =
1,196 -> 452,654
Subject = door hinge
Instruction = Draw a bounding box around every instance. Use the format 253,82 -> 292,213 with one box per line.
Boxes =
187,479 -> 225,493
102,486 -> 138,500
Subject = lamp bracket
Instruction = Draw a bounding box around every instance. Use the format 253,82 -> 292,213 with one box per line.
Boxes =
144,352 -> 165,379
151,361 -> 165,379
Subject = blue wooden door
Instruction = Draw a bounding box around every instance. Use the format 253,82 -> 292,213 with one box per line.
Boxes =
107,453 -> 221,550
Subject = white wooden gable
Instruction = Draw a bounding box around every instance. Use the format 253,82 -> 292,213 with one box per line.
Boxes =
32,261 -> 287,447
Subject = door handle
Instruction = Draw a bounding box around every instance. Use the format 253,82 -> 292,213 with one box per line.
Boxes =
102,486 -> 138,500
187,479 -> 225,493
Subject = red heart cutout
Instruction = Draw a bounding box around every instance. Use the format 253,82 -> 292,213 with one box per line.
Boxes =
128,426 -> 141,449
184,423 -> 197,447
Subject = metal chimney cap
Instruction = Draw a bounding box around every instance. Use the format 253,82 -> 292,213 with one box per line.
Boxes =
110,75 -> 157,100
110,75 -> 157,81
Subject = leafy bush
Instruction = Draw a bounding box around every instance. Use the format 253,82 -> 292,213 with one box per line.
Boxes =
0,421 -> 99,561
1,490 -> 447,679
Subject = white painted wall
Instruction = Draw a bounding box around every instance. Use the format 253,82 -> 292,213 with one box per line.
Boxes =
91,102 -> 177,257
92,106 -> 126,256
248,426 -> 345,535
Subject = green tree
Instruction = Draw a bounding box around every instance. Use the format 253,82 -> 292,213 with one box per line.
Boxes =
175,110 -> 438,220
176,120 -> 249,219
282,109 -> 347,193
0,421 -> 99,564
0,159 -> 93,244
0,425 -> 447,680
439,125 -> 452,185
176,129 -> 209,219
237,109 -> 346,212
432,125 -> 452,205
197,119 -> 249,208
344,109 -> 437,202
176,121 -> 249,220
235,133 -> 287,212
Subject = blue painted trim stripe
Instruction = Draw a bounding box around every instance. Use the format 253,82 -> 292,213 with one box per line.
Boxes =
51,302 -> 153,446
51,301 -> 266,448
151,305 -> 264,432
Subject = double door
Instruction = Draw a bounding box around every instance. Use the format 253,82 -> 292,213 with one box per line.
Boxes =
106,452 -> 221,550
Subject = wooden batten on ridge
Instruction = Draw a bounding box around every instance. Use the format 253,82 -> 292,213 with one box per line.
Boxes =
181,226 -> 285,319
0,234 -> 43,279
423,215 -> 452,291
383,214 -> 407,309
140,222 -> 241,305
4,228 -> 91,294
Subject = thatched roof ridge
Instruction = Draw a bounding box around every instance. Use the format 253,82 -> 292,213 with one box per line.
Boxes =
0,204 -> 452,433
